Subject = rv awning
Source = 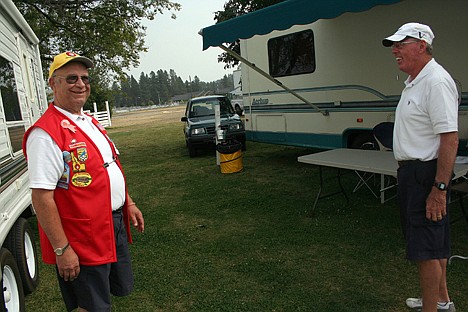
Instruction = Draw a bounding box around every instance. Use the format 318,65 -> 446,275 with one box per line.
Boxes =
201,0 -> 402,50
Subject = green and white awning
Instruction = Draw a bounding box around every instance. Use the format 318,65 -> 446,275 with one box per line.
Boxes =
201,0 -> 402,50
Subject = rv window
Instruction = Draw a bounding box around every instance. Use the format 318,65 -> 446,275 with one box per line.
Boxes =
267,29 -> 315,78
0,56 -> 25,154
8,126 -> 25,153
0,56 -> 22,122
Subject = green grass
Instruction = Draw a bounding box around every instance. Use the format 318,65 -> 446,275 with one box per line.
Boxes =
25,113 -> 468,311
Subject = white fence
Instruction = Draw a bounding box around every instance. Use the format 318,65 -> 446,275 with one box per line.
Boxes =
85,101 -> 112,127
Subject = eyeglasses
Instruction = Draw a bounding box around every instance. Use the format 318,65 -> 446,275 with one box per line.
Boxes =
392,40 -> 420,49
53,75 -> 91,85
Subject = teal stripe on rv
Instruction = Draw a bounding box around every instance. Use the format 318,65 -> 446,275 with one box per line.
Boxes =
246,131 -> 344,149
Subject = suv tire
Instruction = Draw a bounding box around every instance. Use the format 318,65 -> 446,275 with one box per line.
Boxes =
188,144 -> 198,157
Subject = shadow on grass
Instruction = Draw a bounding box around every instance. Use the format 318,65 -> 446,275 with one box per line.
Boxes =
26,120 -> 468,312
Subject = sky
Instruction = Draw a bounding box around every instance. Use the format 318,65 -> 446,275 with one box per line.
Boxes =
127,0 -> 233,83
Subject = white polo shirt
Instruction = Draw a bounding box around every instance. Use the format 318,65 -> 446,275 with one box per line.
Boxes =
26,106 -> 126,210
393,59 -> 458,161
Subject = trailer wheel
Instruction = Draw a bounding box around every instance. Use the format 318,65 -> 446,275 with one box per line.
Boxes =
5,218 -> 39,295
0,248 -> 25,312
349,133 -> 377,150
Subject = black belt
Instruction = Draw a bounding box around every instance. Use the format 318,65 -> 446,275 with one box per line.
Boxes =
112,207 -> 123,214
398,160 -> 419,168
398,159 -> 436,168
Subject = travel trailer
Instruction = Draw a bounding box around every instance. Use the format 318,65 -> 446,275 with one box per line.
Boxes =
0,0 -> 47,310
201,0 -> 468,153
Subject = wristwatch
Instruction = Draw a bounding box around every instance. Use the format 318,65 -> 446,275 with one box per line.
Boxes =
54,242 -> 70,256
433,182 -> 448,191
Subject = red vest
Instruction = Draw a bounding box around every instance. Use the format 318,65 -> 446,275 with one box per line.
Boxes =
23,104 -> 132,265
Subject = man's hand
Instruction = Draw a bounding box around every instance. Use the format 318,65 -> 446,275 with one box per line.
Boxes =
426,131 -> 458,222
128,203 -> 145,233
56,247 -> 80,281
426,188 -> 447,221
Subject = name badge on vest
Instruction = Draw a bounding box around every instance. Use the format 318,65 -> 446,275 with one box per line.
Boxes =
57,151 -> 71,190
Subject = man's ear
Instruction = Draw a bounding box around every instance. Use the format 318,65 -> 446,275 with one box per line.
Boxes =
419,41 -> 427,53
49,76 -> 56,89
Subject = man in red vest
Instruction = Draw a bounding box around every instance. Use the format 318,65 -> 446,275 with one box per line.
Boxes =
24,51 -> 145,312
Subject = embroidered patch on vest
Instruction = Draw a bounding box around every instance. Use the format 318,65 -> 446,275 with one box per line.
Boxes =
77,147 -> 88,162
69,141 -> 87,149
96,123 -> 105,131
71,151 -> 86,172
71,172 -> 92,187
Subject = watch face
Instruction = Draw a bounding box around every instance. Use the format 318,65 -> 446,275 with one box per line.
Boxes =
54,243 -> 69,255
435,182 -> 447,190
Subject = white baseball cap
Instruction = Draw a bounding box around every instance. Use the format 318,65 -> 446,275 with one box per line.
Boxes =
382,22 -> 434,47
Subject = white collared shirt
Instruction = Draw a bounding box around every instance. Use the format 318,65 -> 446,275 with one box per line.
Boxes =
26,106 -> 125,210
393,59 -> 458,161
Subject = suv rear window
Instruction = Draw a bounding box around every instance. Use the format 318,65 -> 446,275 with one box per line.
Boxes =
189,97 -> 234,118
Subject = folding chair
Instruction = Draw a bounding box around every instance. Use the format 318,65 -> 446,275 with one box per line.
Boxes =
352,122 -> 396,202
450,176 -> 468,226
371,122 -> 396,202
373,122 -> 394,151
448,173 -> 468,264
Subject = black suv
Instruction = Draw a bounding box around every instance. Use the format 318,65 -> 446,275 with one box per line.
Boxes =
181,95 -> 246,157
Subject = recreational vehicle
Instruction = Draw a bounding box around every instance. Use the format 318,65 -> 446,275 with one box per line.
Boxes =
229,69 -> 243,115
0,0 -> 47,310
201,0 -> 468,153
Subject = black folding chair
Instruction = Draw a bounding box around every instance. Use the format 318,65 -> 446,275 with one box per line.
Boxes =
450,176 -> 468,226
449,173 -> 468,264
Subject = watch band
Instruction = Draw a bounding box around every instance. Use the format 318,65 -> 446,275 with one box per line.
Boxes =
54,242 -> 70,256
433,182 -> 447,191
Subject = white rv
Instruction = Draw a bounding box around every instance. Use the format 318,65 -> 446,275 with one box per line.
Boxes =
229,69 -> 243,115
0,0 -> 47,310
201,0 -> 468,152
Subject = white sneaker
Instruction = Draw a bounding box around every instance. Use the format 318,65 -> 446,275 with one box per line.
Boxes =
406,297 -> 456,311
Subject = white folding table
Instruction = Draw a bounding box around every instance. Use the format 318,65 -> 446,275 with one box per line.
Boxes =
298,149 -> 468,216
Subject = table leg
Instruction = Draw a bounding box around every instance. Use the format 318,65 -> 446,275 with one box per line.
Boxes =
337,168 -> 349,204
309,166 -> 349,217
353,171 -> 379,198
310,166 -> 324,217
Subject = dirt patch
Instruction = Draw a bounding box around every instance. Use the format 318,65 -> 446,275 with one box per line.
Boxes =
111,105 -> 186,128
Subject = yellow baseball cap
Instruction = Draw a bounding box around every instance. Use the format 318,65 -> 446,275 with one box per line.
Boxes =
48,51 -> 94,78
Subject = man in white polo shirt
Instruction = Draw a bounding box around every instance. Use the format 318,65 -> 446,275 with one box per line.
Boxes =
382,23 -> 458,312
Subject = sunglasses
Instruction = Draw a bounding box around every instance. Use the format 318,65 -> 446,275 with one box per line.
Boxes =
391,40 -> 420,49
54,75 -> 91,85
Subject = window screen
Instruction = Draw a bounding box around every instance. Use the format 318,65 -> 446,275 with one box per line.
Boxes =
268,29 -> 315,78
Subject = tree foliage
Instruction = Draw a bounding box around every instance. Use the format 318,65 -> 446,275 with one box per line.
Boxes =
112,69 -> 234,108
213,0 -> 285,69
13,0 -> 181,111
13,0 -> 181,82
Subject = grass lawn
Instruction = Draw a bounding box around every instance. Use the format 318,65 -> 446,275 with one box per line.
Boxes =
25,108 -> 468,311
